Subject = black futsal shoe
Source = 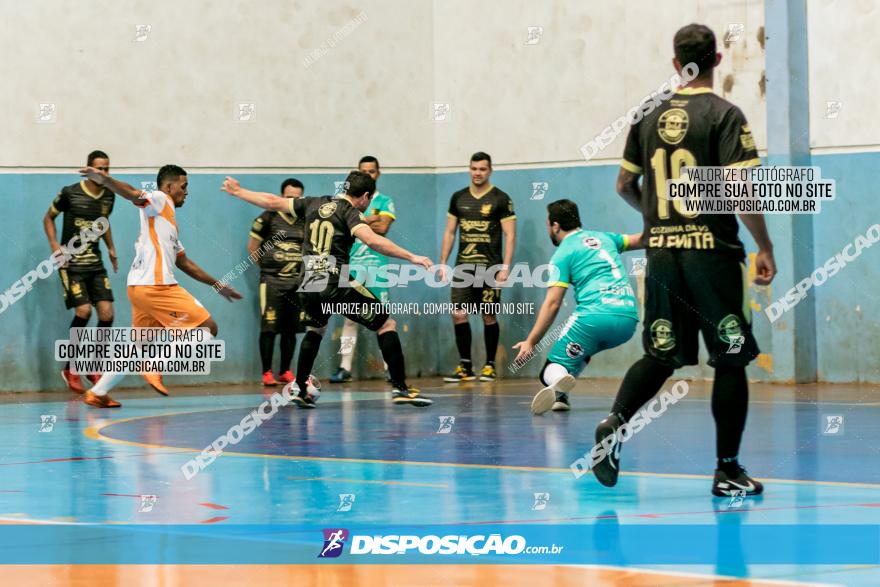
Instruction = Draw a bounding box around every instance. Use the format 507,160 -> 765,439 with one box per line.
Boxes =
712,466 -> 764,497
291,388 -> 316,409
391,386 -> 433,407
592,413 -> 624,487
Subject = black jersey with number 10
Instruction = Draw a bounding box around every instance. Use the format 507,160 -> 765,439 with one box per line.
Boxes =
621,87 -> 760,258
288,195 -> 368,286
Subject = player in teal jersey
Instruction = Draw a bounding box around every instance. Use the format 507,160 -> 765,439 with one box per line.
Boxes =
330,156 -> 396,383
513,199 -> 643,414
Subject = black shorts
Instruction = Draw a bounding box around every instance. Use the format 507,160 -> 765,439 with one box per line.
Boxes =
300,281 -> 389,331
59,268 -> 114,309
260,275 -> 304,334
449,266 -> 501,308
642,249 -> 759,368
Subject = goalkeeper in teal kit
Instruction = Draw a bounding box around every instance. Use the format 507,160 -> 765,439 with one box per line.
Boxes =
513,199 -> 643,414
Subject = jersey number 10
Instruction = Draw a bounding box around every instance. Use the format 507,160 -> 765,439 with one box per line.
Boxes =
650,147 -> 699,220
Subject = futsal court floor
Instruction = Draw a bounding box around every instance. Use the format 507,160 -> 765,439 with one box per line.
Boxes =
1,377 -> 878,586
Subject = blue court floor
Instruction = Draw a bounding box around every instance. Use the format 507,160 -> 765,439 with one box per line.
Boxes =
1,377 -> 879,585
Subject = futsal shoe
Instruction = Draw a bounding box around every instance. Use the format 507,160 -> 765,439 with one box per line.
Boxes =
142,372 -> 169,396
61,369 -> 86,394
391,386 -> 433,407
329,367 -> 352,383
86,374 -> 101,385
262,370 -> 279,386
290,383 -> 317,409
443,364 -> 476,383
712,466 -> 764,497
530,373 -> 575,415
277,370 -> 294,384
592,413 -> 624,487
479,364 -> 497,382
552,393 -> 571,412
83,390 -> 121,408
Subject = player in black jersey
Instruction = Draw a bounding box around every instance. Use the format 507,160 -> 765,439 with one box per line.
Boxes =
248,178 -> 307,386
43,150 -> 119,393
223,171 -> 434,407
439,152 -> 516,383
591,25 -> 777,497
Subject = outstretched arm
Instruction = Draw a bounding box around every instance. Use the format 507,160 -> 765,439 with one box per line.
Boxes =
175,252 -> 243,301
354,225 -> 432,269
79,167 -> 143,202
512,285 -> 566,364
221,177 -> 289,212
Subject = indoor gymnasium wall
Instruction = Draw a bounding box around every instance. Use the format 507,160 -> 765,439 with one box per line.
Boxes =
806,0 -> 880,382
3,1 -> 876,390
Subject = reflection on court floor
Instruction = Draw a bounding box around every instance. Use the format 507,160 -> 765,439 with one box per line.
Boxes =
1,379 -> 878,586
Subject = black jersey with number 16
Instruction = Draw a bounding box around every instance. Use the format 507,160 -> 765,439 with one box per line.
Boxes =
621,87 -> 760,258
288,195 -> 368,286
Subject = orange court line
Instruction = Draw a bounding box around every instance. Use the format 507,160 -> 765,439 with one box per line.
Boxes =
0,564 -> 819,587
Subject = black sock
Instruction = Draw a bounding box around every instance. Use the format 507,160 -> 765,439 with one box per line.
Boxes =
279,332 -> 295,374
295,330 -> 323,394
484,322 -> 499,364
65,315 -> 90,371
611,356 -> 675,422
454,322 -> 472,366
97,319 -> 113,327
377,331 -> 407,389
259,332 -> 275,373
712,365 -> 748,470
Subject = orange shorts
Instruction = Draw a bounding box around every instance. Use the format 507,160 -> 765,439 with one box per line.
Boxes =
128,285 -> 211,328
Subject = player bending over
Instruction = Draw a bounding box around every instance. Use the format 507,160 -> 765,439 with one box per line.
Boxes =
222,170 -> 433,408
592,24 -> 776,497
513,199 -> 642,414
79,164 -> 242,408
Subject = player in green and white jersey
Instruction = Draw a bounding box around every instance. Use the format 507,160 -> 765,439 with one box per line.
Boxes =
330,155 -> 397,383
513,199 -> 643,414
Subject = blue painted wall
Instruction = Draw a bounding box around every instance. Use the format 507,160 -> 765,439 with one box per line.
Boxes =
0,155 -> 875,391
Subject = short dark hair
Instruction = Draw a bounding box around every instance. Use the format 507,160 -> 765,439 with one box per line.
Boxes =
343,170 -> 375,199
156,164 -> 187,190
673,24 -> 716,75
358,155 -> 380,169
547,199 -> 581,231
87,150 -> 109,166
470,151 -> 492,167
280,178 -> 304,194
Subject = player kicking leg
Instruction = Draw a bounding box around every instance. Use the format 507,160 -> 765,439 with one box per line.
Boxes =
79,164 -> 241,407
590,24 -> 776,496
512,200 -> 641,414
222,171 -> 433,408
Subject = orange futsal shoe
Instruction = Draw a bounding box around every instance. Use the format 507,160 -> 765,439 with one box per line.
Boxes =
61,369 -> 86,394
262,370 -> 279,386
277,370 -> 294,384
142,372 -> 169,396
86,374 -> 101,384
84,390 -> 121,408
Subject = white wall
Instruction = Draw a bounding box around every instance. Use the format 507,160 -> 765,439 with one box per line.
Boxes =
0,0 -> 769,170
0,0 -> 434,169
807,0 -> 880,150
432,0 -> 767,168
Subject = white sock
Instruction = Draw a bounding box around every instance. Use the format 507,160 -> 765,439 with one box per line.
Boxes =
541,362 -> 569,388
91,372 -> 125,396
340,319 -> 358,371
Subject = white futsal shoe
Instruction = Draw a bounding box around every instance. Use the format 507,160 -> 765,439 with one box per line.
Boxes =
530,373 -> 575,415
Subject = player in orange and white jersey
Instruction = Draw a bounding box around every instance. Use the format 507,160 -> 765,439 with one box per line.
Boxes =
77,164 -> 242,408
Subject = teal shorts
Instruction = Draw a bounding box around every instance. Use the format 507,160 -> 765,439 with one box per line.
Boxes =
547,313 -> 638,375
349,266 -> 390,304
